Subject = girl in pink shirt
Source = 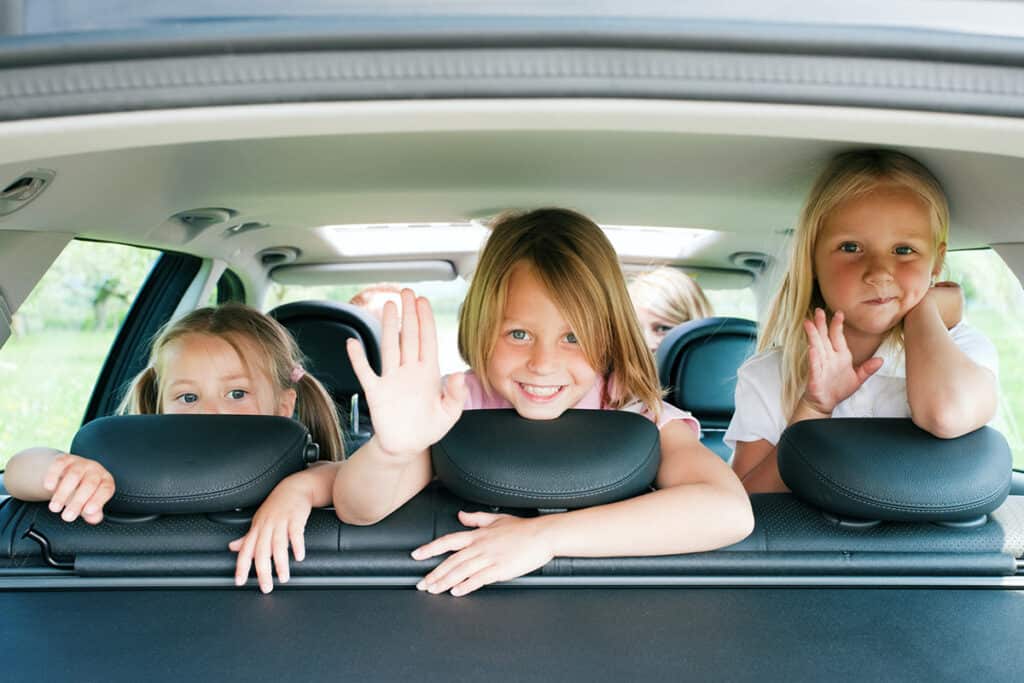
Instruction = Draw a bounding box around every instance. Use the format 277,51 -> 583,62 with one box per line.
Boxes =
334,207 -> 752,596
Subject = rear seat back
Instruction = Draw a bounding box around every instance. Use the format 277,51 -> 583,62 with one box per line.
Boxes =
269,300 -> 381,450
656,317 -> 757,460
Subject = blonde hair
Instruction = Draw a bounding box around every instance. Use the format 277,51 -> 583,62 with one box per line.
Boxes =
761,149 -> 950,416
458,208 -> 663,417
629,267 -> 713,326
117,303 -> 344,461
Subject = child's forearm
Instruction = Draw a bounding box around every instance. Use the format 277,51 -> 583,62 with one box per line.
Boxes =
278,461 -> 341,508
536,482 -> 753,558
905,299 -> 997,438
332,437 -> 432,525
3,447 -> 63,500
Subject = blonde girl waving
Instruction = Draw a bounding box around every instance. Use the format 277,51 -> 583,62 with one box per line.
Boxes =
336,208 -> 753,596
727,149 -> 1000,493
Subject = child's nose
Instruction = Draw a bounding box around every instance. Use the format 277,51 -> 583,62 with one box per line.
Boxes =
527,343 -> 560,374
863,255 -> 894,284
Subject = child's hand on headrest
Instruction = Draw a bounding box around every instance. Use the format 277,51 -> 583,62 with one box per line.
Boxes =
43,454 -> 115,525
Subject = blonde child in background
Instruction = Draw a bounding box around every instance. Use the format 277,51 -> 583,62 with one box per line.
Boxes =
629,267 -> 713,352
337,207 -> 753,596
4,304 -> 346,593
727,149 -> 999,493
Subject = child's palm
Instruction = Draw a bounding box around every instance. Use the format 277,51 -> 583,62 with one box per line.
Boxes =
347,291 -> 466,458
803,309 -> 883,414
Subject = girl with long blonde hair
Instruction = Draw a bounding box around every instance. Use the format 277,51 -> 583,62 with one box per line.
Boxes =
726,149 -> 999,493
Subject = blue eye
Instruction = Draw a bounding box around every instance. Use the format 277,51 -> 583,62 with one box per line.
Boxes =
510,329 -> 529,341
228,389 -> 247,400
894,245 -> 915,255
178,393 -> 198,404
565,332 -> 579,344
839,242 -> 860,253
654,324 -> 674,335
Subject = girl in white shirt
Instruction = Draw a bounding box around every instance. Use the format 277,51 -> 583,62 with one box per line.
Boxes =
726,149 -> 1000,493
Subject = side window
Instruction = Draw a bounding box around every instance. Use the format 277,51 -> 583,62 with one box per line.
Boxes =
0,240 -> 159,467
945,249 -> 1024,467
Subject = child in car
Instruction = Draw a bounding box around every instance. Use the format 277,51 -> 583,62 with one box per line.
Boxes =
335,207 -> 753,596
727,149 -> 1000,493
629,266 -> 713,352
4,303 -> 346,591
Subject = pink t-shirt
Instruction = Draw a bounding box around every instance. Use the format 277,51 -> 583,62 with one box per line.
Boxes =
455,370 -> 700,435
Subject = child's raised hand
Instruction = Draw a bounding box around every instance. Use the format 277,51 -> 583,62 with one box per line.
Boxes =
44,454 -> 115,525
228,477 -> 313,594
411,511 -> 555,597
347,289 -> 467,459
802,308 -> 884,415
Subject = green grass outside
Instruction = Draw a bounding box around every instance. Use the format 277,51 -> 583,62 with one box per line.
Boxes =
0,331 -> 117,467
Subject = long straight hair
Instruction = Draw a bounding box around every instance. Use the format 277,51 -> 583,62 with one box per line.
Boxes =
760,149 -> 950,417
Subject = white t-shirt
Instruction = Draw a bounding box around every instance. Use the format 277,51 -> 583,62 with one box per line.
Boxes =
723,322 -> 999,451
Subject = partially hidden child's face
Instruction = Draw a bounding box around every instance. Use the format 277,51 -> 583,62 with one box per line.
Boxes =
486,262 -> 600,420
814,185 -> 944,338
634,305 -> 678,353
158,333 -> 296,417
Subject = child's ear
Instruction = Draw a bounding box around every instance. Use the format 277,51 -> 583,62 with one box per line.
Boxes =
277,388 -> 297,417
933,242 -> 948,275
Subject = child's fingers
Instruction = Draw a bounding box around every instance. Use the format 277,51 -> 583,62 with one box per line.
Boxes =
49,468 -> 84,514
346,339 -> 379,392
272,525 -> 290,584
64,475 -> 106,523
232,533 -> 256,586
83,479 -> 115,518
398,288 -> 420,366
457,510 -> 503,528
253,530 -> 275,594
814,308 -> 831,350
450,566 -> 503,597
288,517 -> 306,562
856,356 -> 885,384
421,554 -> 492,595
379,300 -> 400,373
416,296 -> 438,365
42,455 -> 72,492
411,530 -> 476,560
828,311 -> 848,354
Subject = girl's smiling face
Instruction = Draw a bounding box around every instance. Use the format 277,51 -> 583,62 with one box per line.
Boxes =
485,262 -> 600,420
814,184 -> 945,341
158,332 -> 296,417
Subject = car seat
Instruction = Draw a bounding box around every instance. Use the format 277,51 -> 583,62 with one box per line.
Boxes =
269,300 -> 382,452
655,317 -> 757,460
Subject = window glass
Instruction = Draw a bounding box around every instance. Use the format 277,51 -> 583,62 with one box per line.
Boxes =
0,240 -> 159,467
944,249 -> 1024,467
267,279 -> 470,376
704,287 -> 758,321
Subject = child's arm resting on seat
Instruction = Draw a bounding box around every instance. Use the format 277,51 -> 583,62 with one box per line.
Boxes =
4,447 -> 114,525
333,290 -> 467,525
905,285 -> 997,438
413,420 -> 754,597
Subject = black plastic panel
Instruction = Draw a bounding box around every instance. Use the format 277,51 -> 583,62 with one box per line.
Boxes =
1,586 -> 1021,682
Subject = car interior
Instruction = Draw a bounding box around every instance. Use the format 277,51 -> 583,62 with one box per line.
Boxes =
3,6 -> 1024,679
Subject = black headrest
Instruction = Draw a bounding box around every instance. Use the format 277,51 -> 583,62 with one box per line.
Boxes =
778,418 -> 1012,523
69,415 -> 319,514
431,409 -> 660,509
269,300 -> 382,401
656,317 -> 757,422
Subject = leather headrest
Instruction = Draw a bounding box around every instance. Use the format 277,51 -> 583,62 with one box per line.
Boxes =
70,415 -> 319,514
778,418 -> 1012,522
269,300 -> 381,400
431,409 -> 660,509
